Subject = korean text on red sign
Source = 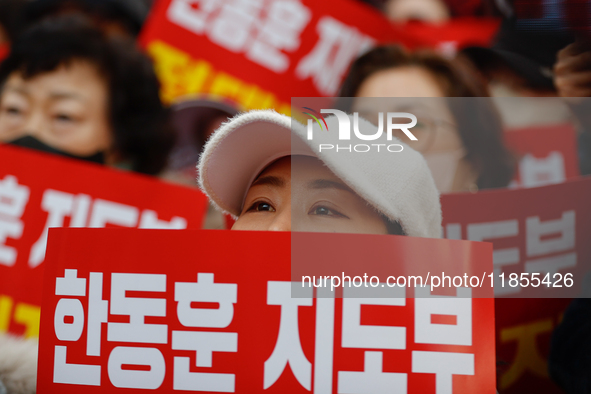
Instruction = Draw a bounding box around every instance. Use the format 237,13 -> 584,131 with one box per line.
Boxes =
0,144 -> 207,338
139,0 -> 419,109
441,175 -> 591,393
38,229 -> 495,393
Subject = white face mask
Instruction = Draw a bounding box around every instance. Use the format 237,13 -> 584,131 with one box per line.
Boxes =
489,84 -> 572,128
422,149 -> 465,193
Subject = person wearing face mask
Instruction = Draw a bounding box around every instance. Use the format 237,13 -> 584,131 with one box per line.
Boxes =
198,109 -> 441,237
0,16 -> 176,394
0,15 -> 174,176
339,44 -> 516,193
0,335 -> 37,394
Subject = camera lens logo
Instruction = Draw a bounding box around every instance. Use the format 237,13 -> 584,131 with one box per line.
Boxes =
302,107 -> 328,134
301,108 -> 418,153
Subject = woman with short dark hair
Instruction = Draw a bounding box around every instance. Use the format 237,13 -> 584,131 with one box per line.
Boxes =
0,15 -> 174,176
339,45 -> 515,192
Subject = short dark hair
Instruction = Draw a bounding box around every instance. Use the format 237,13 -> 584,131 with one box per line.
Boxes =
339,45 -> 516,190
0,15 -> 174,175
23,0 -> 148,36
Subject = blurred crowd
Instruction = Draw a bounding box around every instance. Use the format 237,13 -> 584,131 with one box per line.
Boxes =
0,0 -> 589,186
0,0 -> 591,393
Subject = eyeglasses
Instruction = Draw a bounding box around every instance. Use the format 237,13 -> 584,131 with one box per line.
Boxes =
358,111 -> 457,153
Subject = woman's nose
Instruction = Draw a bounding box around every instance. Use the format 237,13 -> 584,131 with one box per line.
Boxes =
20,111 -> 46,138
267,208 -> 291,232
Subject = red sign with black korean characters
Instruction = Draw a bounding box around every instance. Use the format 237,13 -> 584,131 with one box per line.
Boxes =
0,144 -> 207,339
138,0 -> 420,112
440,175 -> 591,393
504,123 -> 580,188
38,228 -> 496,393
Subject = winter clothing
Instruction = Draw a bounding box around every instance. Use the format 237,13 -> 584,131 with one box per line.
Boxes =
0,335 -> 37,394
198,109 -> 441,238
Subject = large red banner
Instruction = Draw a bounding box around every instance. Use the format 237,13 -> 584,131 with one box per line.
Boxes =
38,229 -> 496,393
0,145 -> 208,338
138,0 -> 420,112
441,175 -> 591,392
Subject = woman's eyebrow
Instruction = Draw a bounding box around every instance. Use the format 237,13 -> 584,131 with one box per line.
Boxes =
49,91 -> 85,101
308,179 -> 354,194
3,86 -> 28,96
251,175 -> 285,188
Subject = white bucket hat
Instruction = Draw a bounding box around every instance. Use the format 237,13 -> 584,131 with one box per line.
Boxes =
198,109 -> 442,238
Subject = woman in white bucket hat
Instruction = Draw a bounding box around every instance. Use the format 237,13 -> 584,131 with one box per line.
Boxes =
198,109 -> 442,238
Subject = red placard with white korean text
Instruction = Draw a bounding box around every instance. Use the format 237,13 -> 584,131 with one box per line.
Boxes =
138,0 -> 420,112
0,144 -> 207,339
38,229 -> 496,393
441,175 -> 591,393
505,123 -> 580,188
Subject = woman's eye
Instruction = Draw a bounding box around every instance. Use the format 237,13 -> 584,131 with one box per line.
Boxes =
414,121 -> 430,131
310,205 -> 347,218
3,106 -> 22,116
314,206 -> 332,215
55,114 -> 74,123
248,201 -> 275,212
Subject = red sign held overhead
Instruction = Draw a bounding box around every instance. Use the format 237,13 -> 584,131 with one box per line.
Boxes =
139,0 -> 420,112
38,229 -> 496,393
0,144 -> 208,338
401,17 -> 501,56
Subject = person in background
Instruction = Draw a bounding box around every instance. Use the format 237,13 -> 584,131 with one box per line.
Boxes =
383,0 -> 452,24
360,0 -> 490,24
164,97 -> 240,187
462,17 -> 575,128
463,18 -> 573,97
162,97 -> 240,229
0,16 -> 174,393
21,0 -> 148,38
462,16 -> 591,175
554,41 -> 591,176
548,38 -> 591,394
0,15 -> 175,176
0,335 -> 37,394
555,41 -> 591,99
339,44 -> 515,193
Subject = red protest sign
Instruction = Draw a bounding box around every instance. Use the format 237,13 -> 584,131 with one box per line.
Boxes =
441,175 -> 591,392
138,0 -> 418,111
38,229 -> 496,393
291,232 -> 494,299
505,123 -> 580,188
0,144 -> 207,338
441,176 -> 590,298
401,17 -> 500,55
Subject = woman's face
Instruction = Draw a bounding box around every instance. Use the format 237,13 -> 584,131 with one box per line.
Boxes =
232,155 -> 388,234
0,60 -> 113,157
354,66 -> 473,193
384,0 -> 450,24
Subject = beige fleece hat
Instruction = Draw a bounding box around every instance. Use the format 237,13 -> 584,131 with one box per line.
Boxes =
198,109 -> 442,238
